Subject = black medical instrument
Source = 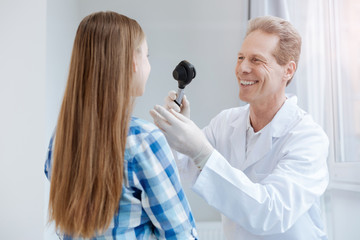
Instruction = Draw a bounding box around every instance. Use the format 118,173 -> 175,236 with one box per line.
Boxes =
172,60 -> 196,106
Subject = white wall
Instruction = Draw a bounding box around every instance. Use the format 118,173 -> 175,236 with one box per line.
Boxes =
77,0 -> 246,128
46,0 -> 80,139
324,189 -> 360,240
0,0 -> 47,239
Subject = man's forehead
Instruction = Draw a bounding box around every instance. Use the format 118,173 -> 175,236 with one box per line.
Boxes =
239,31 -> 279,55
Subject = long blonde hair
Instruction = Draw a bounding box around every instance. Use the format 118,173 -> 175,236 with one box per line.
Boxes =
49,11 -> 145,238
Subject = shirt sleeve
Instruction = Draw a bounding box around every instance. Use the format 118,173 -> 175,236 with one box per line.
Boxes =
44,135 -> 55,180
132,129 -> 198,240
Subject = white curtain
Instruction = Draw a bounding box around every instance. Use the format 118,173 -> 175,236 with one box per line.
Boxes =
249,0 -> 290,20
290,0 -> 331,129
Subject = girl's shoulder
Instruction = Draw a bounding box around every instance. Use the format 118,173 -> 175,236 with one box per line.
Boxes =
125,117 -> 166,158
129,117 -> 159,135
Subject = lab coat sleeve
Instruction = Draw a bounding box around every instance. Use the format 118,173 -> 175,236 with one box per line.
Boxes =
192,120 -> 329,235
172,150 -> 201,188
171,111 -> 223,188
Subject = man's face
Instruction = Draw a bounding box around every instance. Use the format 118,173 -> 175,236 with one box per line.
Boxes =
235,30 -> 288,105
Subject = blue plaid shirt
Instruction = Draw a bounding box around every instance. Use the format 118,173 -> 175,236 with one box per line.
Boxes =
45,117 -> 198,240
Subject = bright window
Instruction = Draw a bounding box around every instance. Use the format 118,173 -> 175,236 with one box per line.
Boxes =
286,0 -> 360,187
333,0 -> 360,163
327,0 -> 360,187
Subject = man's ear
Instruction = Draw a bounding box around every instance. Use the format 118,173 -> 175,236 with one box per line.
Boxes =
284,61 -> 296,81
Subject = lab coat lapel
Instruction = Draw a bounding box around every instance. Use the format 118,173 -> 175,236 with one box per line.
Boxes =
241,126 -> 273,171
229,108 -> 248,170
240,95 -> 300,171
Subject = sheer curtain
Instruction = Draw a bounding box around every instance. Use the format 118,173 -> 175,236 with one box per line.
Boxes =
334,0 -> 360,163
291,1 -> 331,128
286,0 -> 360,182
249,0 -> 290,20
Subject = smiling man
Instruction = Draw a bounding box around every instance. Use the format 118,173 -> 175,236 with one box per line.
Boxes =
236,25 -> 297,133
150,16 -> 329,240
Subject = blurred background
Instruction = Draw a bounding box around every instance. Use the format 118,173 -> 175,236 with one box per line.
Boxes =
1,0 -> 359,239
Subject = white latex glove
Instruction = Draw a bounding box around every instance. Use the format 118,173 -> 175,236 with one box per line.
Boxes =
165,90 -> 190,119
150,105 -> 213,170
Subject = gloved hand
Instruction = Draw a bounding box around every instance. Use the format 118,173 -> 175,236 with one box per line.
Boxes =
150,105 -> 213,170
165,90 -> 190,119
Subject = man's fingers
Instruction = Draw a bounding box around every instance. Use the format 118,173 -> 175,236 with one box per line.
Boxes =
168,90 -> 177,100
165,98 -> 181,112
182,95 -> 189,108
149,109 -> 171,132
153,105 -> 181,125
169,108 -> 189,122
165,90 -> 181,112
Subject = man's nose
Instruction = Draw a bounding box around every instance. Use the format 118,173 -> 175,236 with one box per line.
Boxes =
237,59 -> 251,74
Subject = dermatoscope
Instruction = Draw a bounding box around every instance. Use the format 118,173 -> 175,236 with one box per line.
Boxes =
172,60 -> 196,106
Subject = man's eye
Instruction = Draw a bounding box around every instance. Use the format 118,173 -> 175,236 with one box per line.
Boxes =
238,56 -> 244,60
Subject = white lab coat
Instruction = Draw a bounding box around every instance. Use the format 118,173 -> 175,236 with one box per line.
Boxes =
176,96 -> 329,240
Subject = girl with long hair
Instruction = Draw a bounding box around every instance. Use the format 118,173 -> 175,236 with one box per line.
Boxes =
44,11 -> 197,239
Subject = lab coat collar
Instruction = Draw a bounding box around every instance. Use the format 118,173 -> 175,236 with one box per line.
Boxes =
229,106 -> 248,170
229,94 -> 302,171
229,94 -> 299,130
271,94 -> 302,138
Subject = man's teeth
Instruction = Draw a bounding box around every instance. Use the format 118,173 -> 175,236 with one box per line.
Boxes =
241,80 -> 257,86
